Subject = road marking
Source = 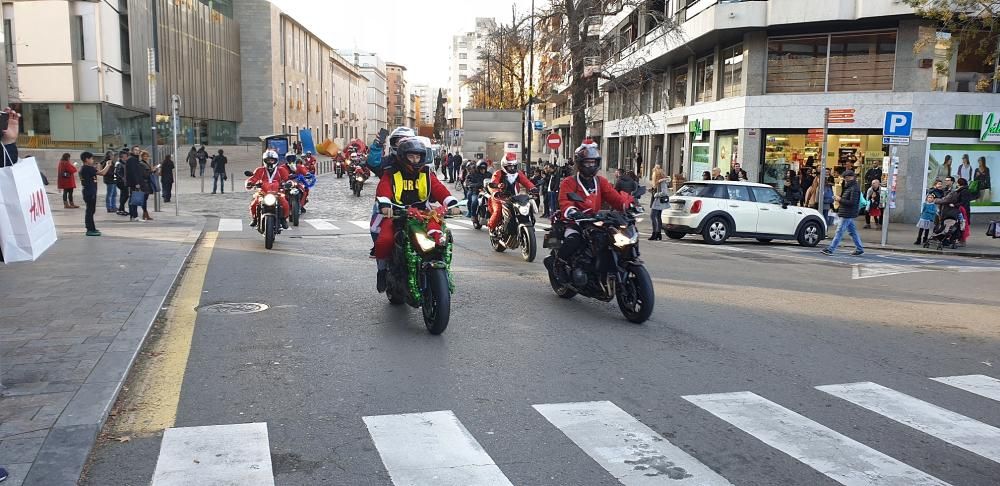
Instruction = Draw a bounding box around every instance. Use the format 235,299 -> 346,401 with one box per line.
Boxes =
107,232 -> 217,437
152,422 -> 274,485
931,375 -> 1000,402
852,263 -> 930,280
684,391 -> 949,486
817,381 -> 1000,463
218,218 -> 243,232
350,220 -> 371,230
533,401 -> 733,485
363,410 -> 513,486
304,219 -> 339,231
446,219 -> 473,228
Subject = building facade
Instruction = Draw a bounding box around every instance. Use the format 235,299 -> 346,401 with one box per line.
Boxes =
341,50 -> 387,142
386,62 -> 408,128
599,0 -> 1000,222
330,50 -> 367,145
411,84 -> 436,127
446,17 -> 496,131
3,0 -> 241,150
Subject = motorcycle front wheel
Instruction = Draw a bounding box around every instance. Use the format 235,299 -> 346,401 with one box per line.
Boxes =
290,197 -> 300,227
519,225 -> 536,262
421,269 -> 451,335
263,216 -> 275,250
616,265 -> 654,324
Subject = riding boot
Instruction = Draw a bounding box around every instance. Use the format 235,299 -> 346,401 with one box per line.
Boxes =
143,209 -> 152,221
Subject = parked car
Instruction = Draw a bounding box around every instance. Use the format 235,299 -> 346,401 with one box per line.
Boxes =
661,181 -> 827,246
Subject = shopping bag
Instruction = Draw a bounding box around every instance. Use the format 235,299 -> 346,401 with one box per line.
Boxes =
130,190 -> 146,206
0,157 -> 58,263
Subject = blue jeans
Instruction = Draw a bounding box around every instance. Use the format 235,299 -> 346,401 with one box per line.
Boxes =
105,184 -> 118,212
546,192 -> 559,217
466,189 -> 479,217
826,217 -> 864,253
213,172 -> 226,193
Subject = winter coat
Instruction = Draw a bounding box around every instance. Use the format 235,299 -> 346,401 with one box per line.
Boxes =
651,180 -> 671,211
57,160 -> 78,189
837,180 -> 861,218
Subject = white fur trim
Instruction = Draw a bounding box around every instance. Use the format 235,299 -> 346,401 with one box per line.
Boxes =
442,196 -> 458,207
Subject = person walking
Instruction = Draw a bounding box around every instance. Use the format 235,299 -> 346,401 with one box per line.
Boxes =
915,193 -> 937,246
449,152 -> 461,183
864,179 -> 883,229
973,156 -> 991,202
211,149 -> 228,194
125,149 -> 148,221
160,154 -> 175,202
196,146 -> 209,177
649,170 -> 671,241
101,151 -> 118,213
79,151 -> 103,236
57,153 -> 79,208
800,168 -> 815,206
186,146 -> 197,177
115,150 -> 130,215
140,151 -> 156,221
822,169 -> 864,256
783,169 -> 802,206
711,167 -> 725,181
545,164 -> 560,218
649,165 -> 666,207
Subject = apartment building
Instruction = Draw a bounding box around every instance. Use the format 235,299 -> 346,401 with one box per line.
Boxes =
599,0 -> 1000,222
386,62 -> 408,128
340,50 -> 388,142
446,17 -> 496,130
3,0 -> 242,149
411,84 -> 436,127
330,50 -> 367,145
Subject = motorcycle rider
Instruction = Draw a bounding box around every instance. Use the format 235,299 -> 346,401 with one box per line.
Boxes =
487,152 -> 536,231
366,126 -> 416,178
373,137 -> 458,292
285,154 -> 316,213
246,150 -> 291,229
464,160 -> 489,218
554,141 -> 634,283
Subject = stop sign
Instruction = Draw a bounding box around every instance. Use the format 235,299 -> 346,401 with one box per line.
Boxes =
546,133 -> 562,150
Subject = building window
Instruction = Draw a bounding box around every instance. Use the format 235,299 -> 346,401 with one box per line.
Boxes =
459,64 -> 468,71
767,31 -> 896,93
459,74 -> 468,82
72,15 -> 85,60
721,44 -> 744,98
694,54 -> 714,103
766,36 -> 828,93
670,65 -> 687,109
459,53 -> 467,59
4,20 -> 13,60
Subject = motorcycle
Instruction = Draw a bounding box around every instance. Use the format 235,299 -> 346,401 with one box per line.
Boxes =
283,179 -> 304,227
377,197 -> 455,335
244,170 -> 282,250
542,192 -> 654,324
334,159 -> 346,178
351,166 -> 369,197
488,184 -> 539,262
471,188 -> 490,230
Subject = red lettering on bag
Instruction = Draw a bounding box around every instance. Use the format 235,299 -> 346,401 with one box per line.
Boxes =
28,188 -> 46,222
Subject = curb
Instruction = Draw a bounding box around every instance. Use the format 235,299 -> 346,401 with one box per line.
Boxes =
22,218 -> 207,486
871,245 -> 1000,260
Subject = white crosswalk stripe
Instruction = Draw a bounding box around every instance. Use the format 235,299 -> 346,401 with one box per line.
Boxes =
363,410 -> 514,486
151,422 -> 274,485
817,381 -> 1000,463
684,391 -> 949,486
304,219 -> 339,230
931,374 -> 1000,402
217,218 -> 243,232
534,401 -> 733,485
349,220 -> 371,230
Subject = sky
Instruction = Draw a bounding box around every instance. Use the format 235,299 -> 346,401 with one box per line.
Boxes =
269,0 -> 535,88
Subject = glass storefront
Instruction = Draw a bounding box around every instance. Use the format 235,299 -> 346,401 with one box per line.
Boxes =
923,139 -> 1000,213
762,131 -> 887,194
716,132 -> 738,175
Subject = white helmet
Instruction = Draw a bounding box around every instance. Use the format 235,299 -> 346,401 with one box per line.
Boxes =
389,127 -> 416,148
262,150 -> 279,166
502,152 -> 519,174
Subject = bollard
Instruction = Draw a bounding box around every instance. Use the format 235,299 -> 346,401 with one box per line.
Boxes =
200,172 -> 205,193
231,172 -> 234,193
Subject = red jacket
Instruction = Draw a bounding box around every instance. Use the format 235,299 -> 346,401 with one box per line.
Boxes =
490,170 -> 535,196
57,160 -> 78,189
376,166 -> 455,208
558,174 -> 632,219
245,165 -> 290,193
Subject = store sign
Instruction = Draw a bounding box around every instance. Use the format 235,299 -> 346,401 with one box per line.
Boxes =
689,119 -> 710,141
980,112 -> 1000,142
533,120 -> 544,130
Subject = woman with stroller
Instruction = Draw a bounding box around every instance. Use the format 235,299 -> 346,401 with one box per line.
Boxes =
934,178 -> 973,247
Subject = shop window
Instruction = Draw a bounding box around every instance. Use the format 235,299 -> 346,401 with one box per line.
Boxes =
694,54 -> 714,103
721,44 -> 744,98
652,73 -> 664,112
640,79 -> 652,114
767,36 -> 828,93
828,32 -> 896,91
954,33 -> 999,92
4,20 -> 13,60
671,64 -> 688,109
931,31 -> 952,91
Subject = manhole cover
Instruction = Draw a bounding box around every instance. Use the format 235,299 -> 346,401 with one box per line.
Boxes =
198,302 -> 269,314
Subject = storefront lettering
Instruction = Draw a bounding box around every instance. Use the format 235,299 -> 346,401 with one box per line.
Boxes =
980,112 -> 1000,142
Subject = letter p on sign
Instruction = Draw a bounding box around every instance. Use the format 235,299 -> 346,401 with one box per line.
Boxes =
883,111 -> 913,137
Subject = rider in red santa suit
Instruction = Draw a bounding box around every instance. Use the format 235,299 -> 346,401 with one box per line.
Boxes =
487,152 -> 536,230
246,150 -> 291,229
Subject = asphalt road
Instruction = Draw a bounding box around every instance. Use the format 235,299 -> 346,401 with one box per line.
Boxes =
83,172 -> 1000,486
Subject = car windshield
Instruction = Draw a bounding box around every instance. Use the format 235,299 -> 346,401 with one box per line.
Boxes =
676,183 -> 724,198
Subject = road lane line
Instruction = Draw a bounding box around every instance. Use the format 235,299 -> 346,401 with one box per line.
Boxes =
362,410 -> 513,486
533,401 -> 733,485
684,391 -> 949,486
931,375 -> 1000,402
446,219 -> 473,228
350,220 -> 371,230
152,422 -> 274,485
304,219 -> 339,231
817,382 -> 1000,463
218,218 -> 243,232
107,232 -> 217,437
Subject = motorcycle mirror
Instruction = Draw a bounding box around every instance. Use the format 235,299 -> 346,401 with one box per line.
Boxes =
567,192 -> 585,203
488,183 -> 499,189
243,170 -> 253,177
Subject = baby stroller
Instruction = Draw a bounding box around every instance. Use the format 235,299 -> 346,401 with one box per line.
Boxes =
926,205 -> 962,250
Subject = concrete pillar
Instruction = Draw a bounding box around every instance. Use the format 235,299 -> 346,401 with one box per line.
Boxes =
738,128 -> 762,182
893,20 -> 934,93
742,31 -> 767,97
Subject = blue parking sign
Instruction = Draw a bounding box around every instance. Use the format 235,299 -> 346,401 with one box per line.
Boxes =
883,111 -> 913,137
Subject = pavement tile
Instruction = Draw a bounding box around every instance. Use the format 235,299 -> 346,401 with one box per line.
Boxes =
83,351 -> 134,384
0,382 -> 80,397
23,337 -> 88,348
0,436 -> 46,463
22,424 -> 100,486
54,382 -> 119,427
3,462 -> 31,486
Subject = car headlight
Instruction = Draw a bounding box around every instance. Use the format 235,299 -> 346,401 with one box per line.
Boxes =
262,194 -> 277,206
613,231 -> 638,248
518,204 -> 530,216
413,232 -> 436,252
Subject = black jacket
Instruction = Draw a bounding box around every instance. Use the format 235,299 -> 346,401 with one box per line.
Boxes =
126,156 -> 151,192
615,176 -> 638,194
212,155 -> 228,174
837,180 -> 861,218
464,170 -> 488,190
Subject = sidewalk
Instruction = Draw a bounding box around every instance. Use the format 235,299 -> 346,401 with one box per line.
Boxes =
854,216 -> 999,259
0,195 -> 203,486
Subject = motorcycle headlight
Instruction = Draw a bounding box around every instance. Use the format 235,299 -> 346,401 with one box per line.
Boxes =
413,232 -> 436,253
356,176 -> 364,181
518,204 -> 531,216
290,188 -> 300,195
262,194 -> 277,206
613,230 -> 639,248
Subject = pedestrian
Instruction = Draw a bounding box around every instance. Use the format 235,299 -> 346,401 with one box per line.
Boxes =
115,150 -> 130,215
649,165 -> 666,207
863,163 -> 882,188
101,151 -> 118,213
450,152 -> 462,183
615,170 -> 638,195
915,193 -> 937,246
443,152 -> 451,177
186,146 -> 197,177
56,153 -> 79,208
160,154 -> 175,202
196,145 -> 209,176
783,169 -> 802,206
79,151 -> 103,236
433,153 -> 441,173
934,178 -> 972,246
956,154 -> 973,182
864,179 -> 883,229
929,179 -> 945,199
545,164 -> 560,218
701,170 -> 711,181
711,167 -> 725,181
649,168 -> 671,241
822,169 -> 864,256
973,156 -> 991,202
800,168 -> 815,206
211,149 -> 228,194
140,151 -> 155,221
125,149 -> 148,221
727,162 -> 747,181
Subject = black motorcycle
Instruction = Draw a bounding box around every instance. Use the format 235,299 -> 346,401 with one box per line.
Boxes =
284,179 -> 303,227
488,185 -> 539,262
335,160 -> 345,178
378,198 -> 455,335
542,193 -> 654,323
244,170 -> 282,250
471,188 -> 490,230
350,166 -> 368,197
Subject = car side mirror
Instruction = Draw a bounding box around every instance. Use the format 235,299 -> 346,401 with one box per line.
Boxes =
243,170 -> 253,177
567,192 -> 585,203
781,199 -> 789,209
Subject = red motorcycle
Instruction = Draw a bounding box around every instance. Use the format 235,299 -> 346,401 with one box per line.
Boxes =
351,164 -> 370,197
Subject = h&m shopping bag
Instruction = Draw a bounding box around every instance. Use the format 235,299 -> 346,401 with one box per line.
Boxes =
0,157 -> 58,263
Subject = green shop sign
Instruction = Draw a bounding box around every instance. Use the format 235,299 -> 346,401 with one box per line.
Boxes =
689,119 -> 710,141
981,112 -> 1000,142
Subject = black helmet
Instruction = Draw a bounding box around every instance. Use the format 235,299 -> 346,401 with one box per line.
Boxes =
476,160 -> 488,172
285,154 -> 297,163
574,144 -> 601,178
396,137 -> 427,173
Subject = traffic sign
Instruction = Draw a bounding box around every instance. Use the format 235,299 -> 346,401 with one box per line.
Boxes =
546,133 -> 562,150
883,111 -> 913,137
533,120 -> 544,130
827,108 -> 855,124
882,136 -> 910,145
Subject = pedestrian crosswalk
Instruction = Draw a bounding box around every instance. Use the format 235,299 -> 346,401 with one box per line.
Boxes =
149,375 -> 998,485
216,217 -> 474,233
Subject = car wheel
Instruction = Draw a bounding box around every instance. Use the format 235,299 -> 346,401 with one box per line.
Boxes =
797,221 -> 822,247
666,231 -> 686,240
701,218 -> 730,245
755,238 -> 773,243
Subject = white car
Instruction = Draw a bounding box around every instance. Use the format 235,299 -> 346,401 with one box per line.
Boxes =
661,181 -> 827,246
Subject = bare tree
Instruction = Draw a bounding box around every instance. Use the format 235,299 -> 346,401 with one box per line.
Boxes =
906,0 -> 1000,89
467,11 -> 534,110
